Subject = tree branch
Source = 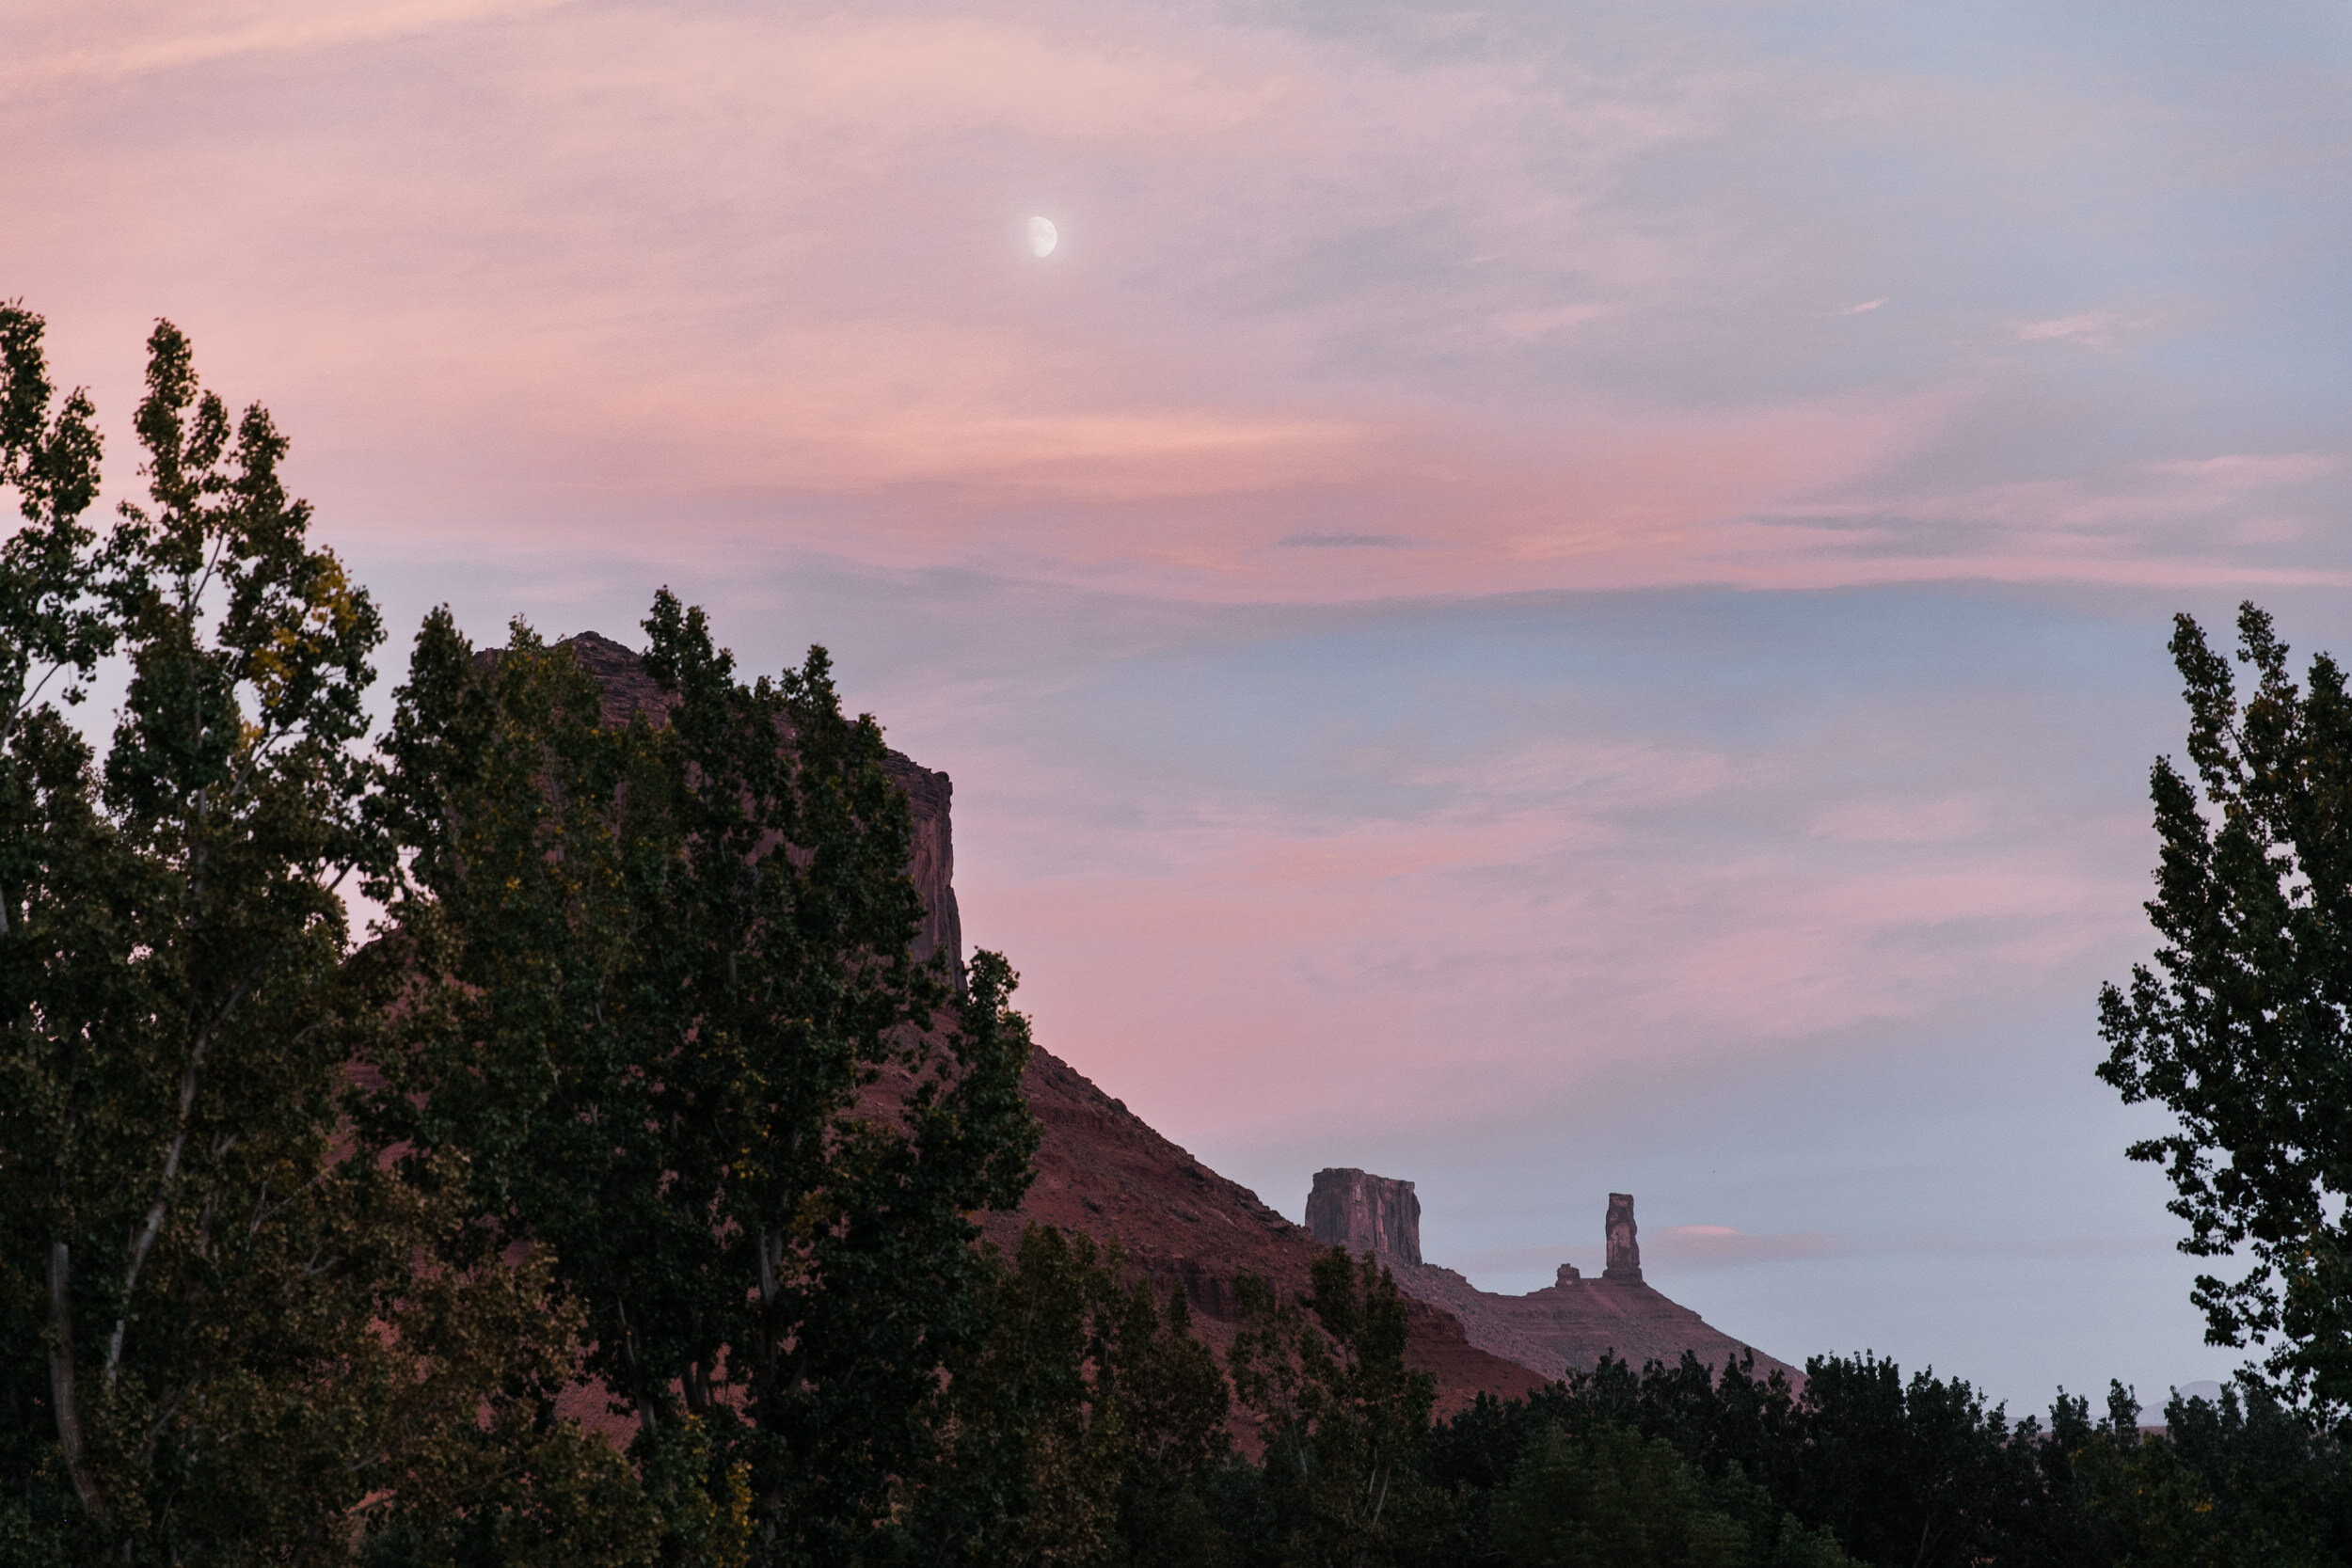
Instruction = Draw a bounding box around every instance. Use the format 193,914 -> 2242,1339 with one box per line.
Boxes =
105,969 -> 260,1387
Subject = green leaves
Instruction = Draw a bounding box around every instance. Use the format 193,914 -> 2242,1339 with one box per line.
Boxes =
1490,1425 -> 1807,1568
1230,1248 -> 1440,1566
373,594 -> 1042,1561
2099,603 -> 2352,1433
0,305 -> 110,760
0,319 -> 639,1566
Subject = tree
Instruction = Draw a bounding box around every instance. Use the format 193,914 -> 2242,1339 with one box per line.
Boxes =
902,1225 -> 1236,1567
2098,603 -> 2352,1433
1489,1423 -> 1849,1568
369,594 -> 1041,1562
0,303 -> 110,792
0,313 -> 644,1563
1229,1248 -> 1439,1567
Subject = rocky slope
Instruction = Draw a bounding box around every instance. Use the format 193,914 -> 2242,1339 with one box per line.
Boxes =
564,632 -> 1544,1414
986,1049 -> 1548,1414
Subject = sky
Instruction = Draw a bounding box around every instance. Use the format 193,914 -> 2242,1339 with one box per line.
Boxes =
8,0 -> 2351,1417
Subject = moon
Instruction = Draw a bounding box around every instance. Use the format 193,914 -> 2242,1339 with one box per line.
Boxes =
1027,216 -> 1057,258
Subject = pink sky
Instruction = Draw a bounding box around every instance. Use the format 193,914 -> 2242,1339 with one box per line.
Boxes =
9,0 -> 2350,1409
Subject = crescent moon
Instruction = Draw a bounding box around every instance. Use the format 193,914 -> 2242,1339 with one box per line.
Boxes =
1028,216 -> 1058,258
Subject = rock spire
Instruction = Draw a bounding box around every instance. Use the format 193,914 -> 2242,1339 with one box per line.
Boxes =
1603,1192 -> 1642,1283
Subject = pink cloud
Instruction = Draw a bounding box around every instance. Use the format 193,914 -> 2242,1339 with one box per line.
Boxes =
1647,1227 -> 1845,1270
11,0 -> 2337,613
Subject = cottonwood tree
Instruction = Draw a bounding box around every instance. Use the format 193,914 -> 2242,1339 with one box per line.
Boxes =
2100,602 -> 2352,1435
0,311 -> 649,1564
902,1225 -> 1235,1566
368,592 -> 1041,1562
1229,1248 -> 1440,1567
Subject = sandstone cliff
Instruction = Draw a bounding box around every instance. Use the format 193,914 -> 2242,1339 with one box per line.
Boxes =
1305,1168 -> 1423,1266
979,1053 -> 1546,1414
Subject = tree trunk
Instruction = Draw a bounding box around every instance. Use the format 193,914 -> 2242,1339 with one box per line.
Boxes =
46,1241 -> 105,1518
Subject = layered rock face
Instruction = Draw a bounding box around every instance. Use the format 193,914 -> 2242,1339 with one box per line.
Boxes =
1306,1168 -> 1423,1266
977,1056 -> 1545,1416
1311,1178 -> 1801,1387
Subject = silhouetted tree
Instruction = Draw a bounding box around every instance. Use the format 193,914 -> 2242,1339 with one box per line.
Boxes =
901,1225 -> 1235,1566
1230,1248 -> 1439,1567
2099,603 -> 2352,1434
0,310 -> 646,1564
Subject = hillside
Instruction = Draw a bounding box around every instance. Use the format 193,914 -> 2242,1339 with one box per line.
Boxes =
564,629 -> 1555,1412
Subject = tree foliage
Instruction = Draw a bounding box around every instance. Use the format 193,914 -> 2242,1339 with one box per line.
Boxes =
366,593 -> 1041,1561
0,309 -> 642,1563
903,1224 -> 1235,1567
1229,1247 -> 1440,1567
2099,602 -> 2352,1432
1490,1423 -> 1849,1568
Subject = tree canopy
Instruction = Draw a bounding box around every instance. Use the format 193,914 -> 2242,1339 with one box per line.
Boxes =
0,306 -> 1044,1565
2099,603 -> 2352,1435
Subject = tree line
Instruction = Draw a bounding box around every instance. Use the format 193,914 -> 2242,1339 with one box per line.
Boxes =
3,309 -> 2350,1564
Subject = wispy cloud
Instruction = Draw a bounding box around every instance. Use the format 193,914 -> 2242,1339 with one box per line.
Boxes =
2,0 -> 572,88
1276,531 -> 1419,549
1496,304 -> 1611,339
2013,311 -> 2142,350
1649,1227 -> 1845,1269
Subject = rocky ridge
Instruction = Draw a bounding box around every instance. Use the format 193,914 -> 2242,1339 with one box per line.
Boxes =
1306,1170 -> 1803,1386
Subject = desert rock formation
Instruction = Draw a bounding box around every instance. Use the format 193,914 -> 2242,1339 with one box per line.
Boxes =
980,1054 -> 1546,1415
1307,1178 -> 1800,1386
564,631 -> 1541,1414
1306,1169 -> 1423,1266
1604,1191 -> 1643,1283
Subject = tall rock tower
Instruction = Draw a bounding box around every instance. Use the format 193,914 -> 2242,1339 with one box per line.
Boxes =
1305,1168 -> 1423,1266
1602,1192 -> 1643,1282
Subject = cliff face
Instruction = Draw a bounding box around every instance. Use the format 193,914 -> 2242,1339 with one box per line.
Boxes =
1306,1168 -> 1423,1266
982,1055 -> 1546,1415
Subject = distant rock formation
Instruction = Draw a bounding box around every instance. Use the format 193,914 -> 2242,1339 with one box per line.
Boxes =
1604,1192 -> 1643,1283
1309,1175 -> 1801,1387
1306,1168 -> 1423,1266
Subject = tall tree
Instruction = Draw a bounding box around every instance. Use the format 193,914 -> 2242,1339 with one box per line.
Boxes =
0,314 -> 643,1563
1229,1248 -> 1439,1568
0,302 -> 110,782
2098,603 -> 2352,1434
371,593 -> 1041,1562
903,1224 -> 1235,1567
